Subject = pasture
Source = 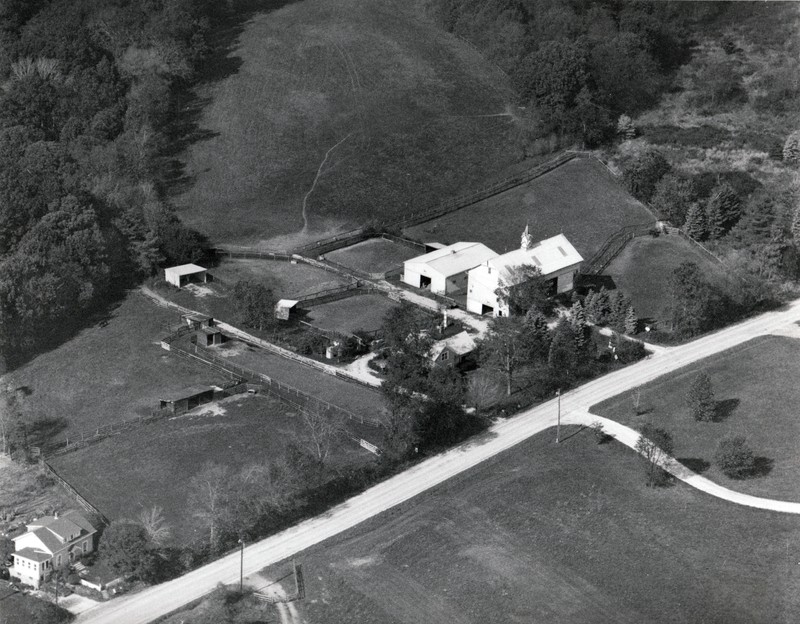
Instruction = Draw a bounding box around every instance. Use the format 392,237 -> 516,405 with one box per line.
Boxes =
404,156 -> 655,259
593,335 -> 800,500
174,0 -> 524,249
260,429 -> 800,624
325,238 -> 420,275
305,294 -> 399,334
209,259 -> 349,299
603,233 -> 728,327
211,339 -> 389,424
48,394 -> 375,546
1,293 -> 225,441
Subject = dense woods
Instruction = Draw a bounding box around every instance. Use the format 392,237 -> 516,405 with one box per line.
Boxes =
0,0 -> 220,368
431,0 -> 698,146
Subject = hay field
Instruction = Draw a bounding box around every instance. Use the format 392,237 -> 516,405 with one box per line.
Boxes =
404,156 -> 655,259
174,0 -> 524,249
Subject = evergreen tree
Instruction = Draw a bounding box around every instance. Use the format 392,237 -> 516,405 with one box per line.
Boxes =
548,317 -> 579,374
683,202 -> 708,240
783,130 -> 800,164
624,305 -> 638,334
650,174 -> 695,225
524,310 -> 552,362
687,372 -> 715,421
590,287 -> 612,325
705,182 -> 741,238
569,300 -> 589,351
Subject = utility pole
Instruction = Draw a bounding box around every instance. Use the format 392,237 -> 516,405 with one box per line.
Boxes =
556,388 -> 562,444
238,539 -> 244,594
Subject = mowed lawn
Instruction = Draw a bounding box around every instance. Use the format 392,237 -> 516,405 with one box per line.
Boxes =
48,394 -> 375,545
174,0 -> 522,249
593,335 -> 800,500
212,340 -> 388,424
404,157 -> 655,259
604,233 -> 728,326
305,294 -> 399,334
260,430 -> 800,624
2,293 -> 225,440
325,238 -> 419,274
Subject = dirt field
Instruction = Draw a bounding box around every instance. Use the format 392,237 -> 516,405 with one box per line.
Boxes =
1,293 -> 225,441
305,294 -> 399,334
604,233 -> 728,326
325,238 -> 420,274
404,156 -> 655,259
259,429 -> 800,624
212,340 -> 388,424
173,0 -> 525,248
210,259 -> 349,299
594,335 -> 800,501
48,394 -> 376,546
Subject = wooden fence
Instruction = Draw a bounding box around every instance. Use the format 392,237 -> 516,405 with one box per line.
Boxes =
39,460 -> 109,526
172,342 -> 384,427
582,222 -> 656,275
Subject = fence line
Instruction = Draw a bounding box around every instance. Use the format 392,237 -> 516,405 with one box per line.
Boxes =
40,460 -> 109,526
583,222 -> 656,275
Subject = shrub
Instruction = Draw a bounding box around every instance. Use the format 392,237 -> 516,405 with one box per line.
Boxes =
783,130 -> 800,164
622,148 -> 671,202
714,435 -> 755,478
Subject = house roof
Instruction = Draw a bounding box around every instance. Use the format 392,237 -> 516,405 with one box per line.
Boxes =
165,263 -> 207,277
430,331 -> 477,360
14,548 -> 51,563
488,234 -> 582,278
160,384 -> 217,402
406,242 -> 498,278
276,299 -> 299,309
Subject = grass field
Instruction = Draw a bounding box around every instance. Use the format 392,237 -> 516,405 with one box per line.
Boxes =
305,294 -> 399,334
48,394 -> 375,546
1,293 -> 225,441
604,233 -> 728,326
174,0 -> 526,249
593,335 -> 800,500
325,238 -> 420,274
256,428 -> 800,624
0,456 -> 73,522
211,339 -> 388,423
404,156 -> 655,258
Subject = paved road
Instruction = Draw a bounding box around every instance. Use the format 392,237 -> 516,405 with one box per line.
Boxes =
77,298 -> 800,624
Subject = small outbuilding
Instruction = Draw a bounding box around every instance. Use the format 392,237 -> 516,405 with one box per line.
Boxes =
275,299 -> 299,320
429,331 -> 477,368
403,242 -> 498,296
159,385 -> 220,415
198,326 -> 224,346
164,264 -> 209,288
181,313 -> 215,329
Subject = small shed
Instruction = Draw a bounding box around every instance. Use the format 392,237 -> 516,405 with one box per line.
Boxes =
181,314 -> 214,329
199,326 -> 224,346
159,385 -> 220,415
164,264 -> 209,288
429,331 -> 476,368
275,299 -> 299,320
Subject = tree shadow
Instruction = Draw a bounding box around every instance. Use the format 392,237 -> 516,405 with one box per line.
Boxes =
27,416 -> 70,448
163,0 -> 302,195
714,398 -> 739,422
751,456 -> 774,478
677,457 -> 710,474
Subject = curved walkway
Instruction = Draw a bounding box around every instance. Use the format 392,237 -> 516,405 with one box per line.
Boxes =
564,411 -> 800,514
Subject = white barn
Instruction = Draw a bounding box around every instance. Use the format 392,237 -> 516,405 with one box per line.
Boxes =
467,229 -> 583,317
164,263 -> 208,288
402,242 -> 497,296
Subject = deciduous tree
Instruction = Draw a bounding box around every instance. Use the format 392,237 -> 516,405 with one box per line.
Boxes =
635,424 -> 674,486
714,435 -> 756,478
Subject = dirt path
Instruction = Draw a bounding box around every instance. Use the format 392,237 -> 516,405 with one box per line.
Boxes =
301,133 -> 353,233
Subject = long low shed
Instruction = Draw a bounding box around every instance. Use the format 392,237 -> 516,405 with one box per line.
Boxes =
402,242 -> 498,296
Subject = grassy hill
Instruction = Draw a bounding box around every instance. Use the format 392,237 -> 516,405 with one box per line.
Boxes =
173,0 -> 529,249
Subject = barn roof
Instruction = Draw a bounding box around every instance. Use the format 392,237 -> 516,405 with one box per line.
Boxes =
488,234 -> 582,278
165,263 -> 207,277
405,242 -> 498,277
160,385 -> 218,403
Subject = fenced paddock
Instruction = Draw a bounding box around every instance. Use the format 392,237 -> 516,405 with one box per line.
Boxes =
304,293 -> 400,335
325,237 -> 421,277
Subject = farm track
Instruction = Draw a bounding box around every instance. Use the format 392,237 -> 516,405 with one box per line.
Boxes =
77,298 -> 800,624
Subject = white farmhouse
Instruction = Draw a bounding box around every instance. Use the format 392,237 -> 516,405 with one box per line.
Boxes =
467,228 -> 583,317
402,242 -> 497,296
11,510 -> 97,588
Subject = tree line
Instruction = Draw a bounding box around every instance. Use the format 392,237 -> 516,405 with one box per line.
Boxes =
0,0 -> 228,368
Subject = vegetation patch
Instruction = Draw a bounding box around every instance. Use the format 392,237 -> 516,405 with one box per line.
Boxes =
403,157 -> 654,259
47,394 -> 375,547
261,430 -> 800,624
592,335 -> 800,499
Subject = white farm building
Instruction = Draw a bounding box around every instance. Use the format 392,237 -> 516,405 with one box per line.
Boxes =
164,263 -> 208,288
402,242 -> 497,296
466,229 -> 583,317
